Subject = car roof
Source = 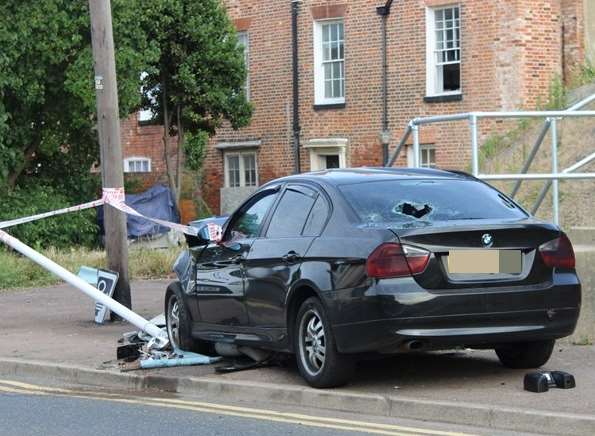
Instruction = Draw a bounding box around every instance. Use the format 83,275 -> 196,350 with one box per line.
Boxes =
268,167 -> 473,187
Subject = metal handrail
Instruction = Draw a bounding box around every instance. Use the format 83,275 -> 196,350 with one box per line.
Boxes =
531,150 -> 595,214
386,97 -> 595,225
509,121 -> 551,198
510,92 -> 595,199
386,123 -> 412,166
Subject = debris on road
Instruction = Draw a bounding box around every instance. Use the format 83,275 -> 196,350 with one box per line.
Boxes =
524,370 -> 576,393
118,312 -> 220,371
117,313 -> 290,373
122,348 -> 221,371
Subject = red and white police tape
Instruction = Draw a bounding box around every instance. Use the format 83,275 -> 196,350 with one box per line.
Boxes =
0,185 -> 202,347
0,187 -> 199,236
0,199 -> 104,230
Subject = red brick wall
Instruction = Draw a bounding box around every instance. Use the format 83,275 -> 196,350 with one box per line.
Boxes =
561,0 -> 586,82
202,0 -> 295,213
123,0 -> 586,214
120,113 -> 178,192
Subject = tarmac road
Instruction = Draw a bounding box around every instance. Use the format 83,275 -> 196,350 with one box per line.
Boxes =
0,379 -> 527,436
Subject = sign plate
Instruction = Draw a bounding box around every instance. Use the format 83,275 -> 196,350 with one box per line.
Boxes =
94,269 -> 119,324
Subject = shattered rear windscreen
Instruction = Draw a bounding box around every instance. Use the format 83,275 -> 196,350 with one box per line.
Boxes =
339,179 -> 527,228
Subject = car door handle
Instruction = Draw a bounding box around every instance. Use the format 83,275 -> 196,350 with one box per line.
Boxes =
282,251 -> 301,263
230,254 -> 245,264
212,255 -> 244,267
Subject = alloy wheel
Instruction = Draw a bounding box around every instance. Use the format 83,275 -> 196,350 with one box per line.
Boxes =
299,309 -> 326,376
167,295 -> 181,350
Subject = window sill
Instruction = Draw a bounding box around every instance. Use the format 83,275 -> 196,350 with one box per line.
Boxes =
138,120 -> 159,127
424,93 -> 463,103
313,102 -> 346,111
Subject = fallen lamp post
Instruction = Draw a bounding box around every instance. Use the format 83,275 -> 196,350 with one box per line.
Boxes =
0,229 -> 169,349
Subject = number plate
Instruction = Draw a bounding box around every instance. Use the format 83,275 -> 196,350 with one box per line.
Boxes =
447,250 -> 522,274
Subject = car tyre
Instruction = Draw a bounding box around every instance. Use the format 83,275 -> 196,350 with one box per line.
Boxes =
495,339 -> 555,369
294,297 -> 355,388
165,281 -> 210,354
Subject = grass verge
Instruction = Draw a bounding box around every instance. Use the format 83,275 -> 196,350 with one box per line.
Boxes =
0,246 -> 179,291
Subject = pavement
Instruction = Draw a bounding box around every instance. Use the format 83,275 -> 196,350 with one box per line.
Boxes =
1,280 -> 595,435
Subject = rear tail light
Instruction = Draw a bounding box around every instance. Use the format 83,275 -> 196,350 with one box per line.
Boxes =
539,233 -> 575,269
366,243 -> 430,279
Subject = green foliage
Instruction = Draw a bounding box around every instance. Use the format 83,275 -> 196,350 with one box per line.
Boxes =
479,119 -> 534,166
194,197 -> 214,220
0,185 -> 99,249
570,61 -> 595,87
0,246 -> 179,290
544,75 -> 567,110
184,131 -> 208,171
140,0 -> 252,167
123,175 -> 146,194
0,0 -> 159,190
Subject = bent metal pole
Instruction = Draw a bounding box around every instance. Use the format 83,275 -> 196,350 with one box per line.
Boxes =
0,229 -> 168,347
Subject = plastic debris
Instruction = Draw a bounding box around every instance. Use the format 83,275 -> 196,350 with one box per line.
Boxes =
118,313 -> 220,371
136,348 -> 221,370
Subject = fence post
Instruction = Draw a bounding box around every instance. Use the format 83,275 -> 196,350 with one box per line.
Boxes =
412,123 -> 420,167
470,114 -> 479,176
550,118 -> 560,225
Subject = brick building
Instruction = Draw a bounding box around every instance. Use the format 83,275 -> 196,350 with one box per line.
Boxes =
122,0 -> 590,217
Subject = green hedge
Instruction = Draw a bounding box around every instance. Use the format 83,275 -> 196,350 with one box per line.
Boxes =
0,185 -> 98,249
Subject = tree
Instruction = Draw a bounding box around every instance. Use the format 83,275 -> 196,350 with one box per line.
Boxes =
0,0 -> 158,195
140,0 -> 252,207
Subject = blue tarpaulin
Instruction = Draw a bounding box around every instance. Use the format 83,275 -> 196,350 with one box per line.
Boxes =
98,184 -> 180,239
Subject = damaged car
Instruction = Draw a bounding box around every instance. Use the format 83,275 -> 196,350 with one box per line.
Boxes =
165,168 -> 581,388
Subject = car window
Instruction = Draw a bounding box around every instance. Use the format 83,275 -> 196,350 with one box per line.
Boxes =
302,195 -> 330,236
266,187 -> 316,238
226,191 -> 278,241
339,179 -> 527,228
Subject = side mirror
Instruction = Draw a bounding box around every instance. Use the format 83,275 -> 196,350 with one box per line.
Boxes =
185,221 -> 224,248
186,216 -> 228,248
185,231 -> 210,248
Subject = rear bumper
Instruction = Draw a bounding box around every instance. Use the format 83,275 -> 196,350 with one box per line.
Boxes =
329,272 -> 581,354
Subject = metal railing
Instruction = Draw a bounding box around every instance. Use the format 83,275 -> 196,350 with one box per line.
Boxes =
386,95 -> 595,225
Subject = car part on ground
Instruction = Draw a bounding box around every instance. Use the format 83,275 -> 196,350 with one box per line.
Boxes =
524,370 -> 576,393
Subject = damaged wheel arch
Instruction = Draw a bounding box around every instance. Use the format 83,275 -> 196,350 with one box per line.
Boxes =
165,281 -> 211,354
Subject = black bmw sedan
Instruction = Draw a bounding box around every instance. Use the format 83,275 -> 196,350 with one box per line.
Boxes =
166,168 -> 581,388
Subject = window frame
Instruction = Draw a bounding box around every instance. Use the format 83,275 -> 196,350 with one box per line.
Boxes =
305,140 -> 348,171
237,31 -> 250,101
262,183 -> 332,238
301,191 -> 332,237
224,150 -> 258,188
265,184 -> 318,239
420,145 -> 437,168
123,157 -> 151,173
313,19 -> 345,106
222,188 -> 280,243
425,5 -> 462,98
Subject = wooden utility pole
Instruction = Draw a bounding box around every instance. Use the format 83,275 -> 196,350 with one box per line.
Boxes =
89,0 -> 131,315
